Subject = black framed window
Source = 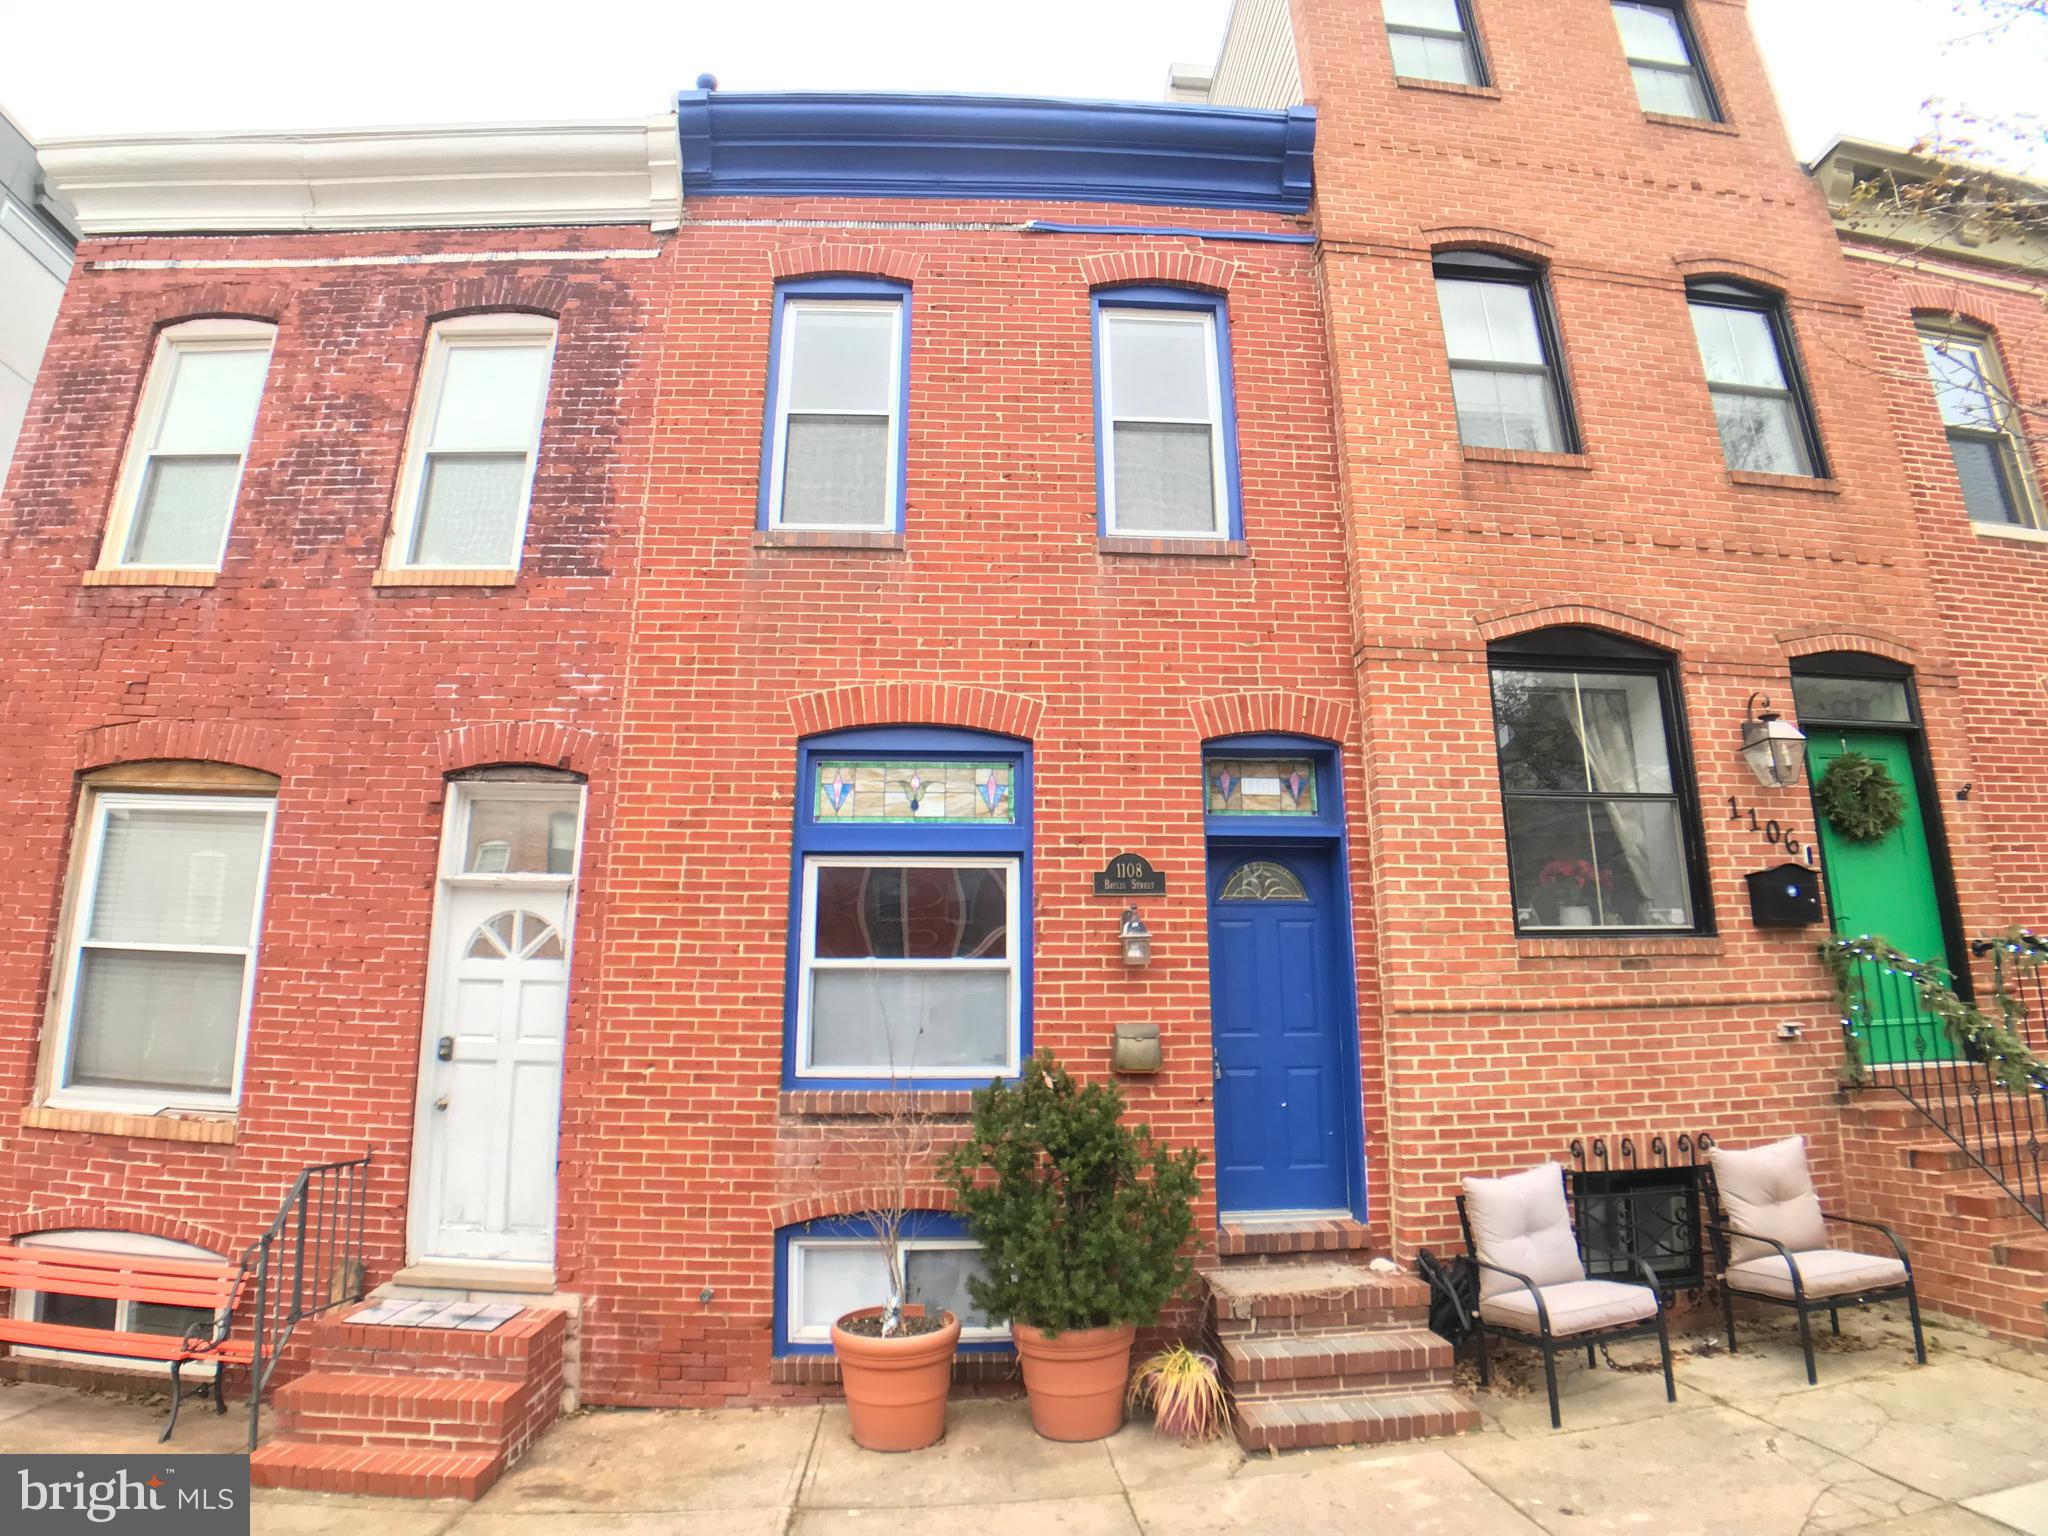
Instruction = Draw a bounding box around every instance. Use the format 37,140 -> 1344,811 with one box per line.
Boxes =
1489,628 -> 1709,934
1687,280 -> 1825,478
1434,252 -> 1577,454
1917,325 -> 2041,528
1385,0 -> 1487,87
1610,1 -> 1720,121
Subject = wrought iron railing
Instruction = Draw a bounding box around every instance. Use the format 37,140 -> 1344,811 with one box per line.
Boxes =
244,1149 -> 372,1450
1834,941 -> 2048,1231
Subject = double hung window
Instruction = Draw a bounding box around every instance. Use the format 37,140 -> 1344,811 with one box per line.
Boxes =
1918,326 -> 2040,527
1611,2 -> 1719,120
1385,0 -> 1487,86
1687,282 -> 1824,478
1095,290 -> 1238,539
764,281 -> 908,532
1434,253 -> 1576,454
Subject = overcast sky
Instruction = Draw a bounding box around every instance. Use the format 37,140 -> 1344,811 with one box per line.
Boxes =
1,0 -> 2040,174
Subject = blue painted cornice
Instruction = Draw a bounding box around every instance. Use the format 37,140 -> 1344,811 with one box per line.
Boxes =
676,90 -> 1315,214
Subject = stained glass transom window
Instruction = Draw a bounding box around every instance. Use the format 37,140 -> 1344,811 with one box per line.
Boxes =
1219,861 -> 1308,902
1206,757 -> 1317,816
815,760 -> 1016,824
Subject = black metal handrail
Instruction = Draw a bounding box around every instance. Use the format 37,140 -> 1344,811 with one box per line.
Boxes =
1843,948 -> 2048,1231
244,1149 -> 372,1451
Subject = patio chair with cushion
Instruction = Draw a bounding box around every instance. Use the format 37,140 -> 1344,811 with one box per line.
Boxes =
1703,1135 -> 1925,1385
1452,1161 -> 1676,1429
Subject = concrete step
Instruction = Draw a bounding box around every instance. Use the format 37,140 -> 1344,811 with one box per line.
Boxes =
272,1371 -> 522,1451
1221,1328 -> 1454,1401
1217,1216 -> 1374,1260
249,1441 -> 505,1501
1232,1389 -> 1477,1452
1205,1262 -> 1429,1336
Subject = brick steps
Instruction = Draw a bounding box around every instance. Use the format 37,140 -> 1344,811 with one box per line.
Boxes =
272,1371 -> 523,1451
250,1442 -> 505,1501
1222,1327 -> 1453,1401
1233,1389 -> 1477,1452
1217,1216 -> 1375,1259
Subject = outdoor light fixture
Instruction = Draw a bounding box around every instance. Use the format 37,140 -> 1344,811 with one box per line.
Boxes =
1119,907 -> 1153,967
1739,692 -> 1807,790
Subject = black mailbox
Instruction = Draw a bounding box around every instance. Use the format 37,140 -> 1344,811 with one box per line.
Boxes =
1747,863 -> 1823,928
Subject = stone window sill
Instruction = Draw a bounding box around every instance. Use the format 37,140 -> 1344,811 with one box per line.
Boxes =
1728,470 -> 1840,495
1969,521 -> 2048,546
22,1104 -> 237,1143
754,530 -> 905,551
1395,77 -> 1502,101
1517,935 -> 1724,960
82,568 -> 217,588
1097,536 -> 1248,558
372,567 -> 522,587
1644,112 -> 1738,137
1463,447 -> 1592,471
779,1089 -> 974,1118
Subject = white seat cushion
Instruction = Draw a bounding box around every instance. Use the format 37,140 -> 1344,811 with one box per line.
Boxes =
1480,1279 -> 1660,1337
1463,1162 -> 1586,1300
1724,1249 -> 1909,1301
1708,1136 -> 1829,1265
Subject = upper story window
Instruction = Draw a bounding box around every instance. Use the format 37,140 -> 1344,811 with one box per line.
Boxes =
1489,628 -> 1708,935
789,729 -> 1030,1087
387,313 -> 557,574
1384,0 -> 1487,86
100,320 -> 275,572
1686,280 -> 1824,478
763,278 -> 909,533
1610,2 -> 1719,121
44,767 -> 279,1112
1917,326 -> 2041,528
1433,252 -> 1576,454
1094,288 -> 1240,541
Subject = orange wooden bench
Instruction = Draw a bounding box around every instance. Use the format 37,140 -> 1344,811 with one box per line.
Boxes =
0,1243 -> 254,1441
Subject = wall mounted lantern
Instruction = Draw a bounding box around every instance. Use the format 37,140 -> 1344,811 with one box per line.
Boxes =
1739,692 -> 1807,790
1119,907 -> 1153,967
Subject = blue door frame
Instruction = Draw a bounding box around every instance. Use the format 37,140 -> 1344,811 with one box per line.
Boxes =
1202,736 -> 1367,1221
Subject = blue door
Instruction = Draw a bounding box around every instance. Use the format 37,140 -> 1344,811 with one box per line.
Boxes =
1207,848 -> 1353,1215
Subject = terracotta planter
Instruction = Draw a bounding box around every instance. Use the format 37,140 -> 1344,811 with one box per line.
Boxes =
831,1305 -> 960,1452
1011,1322 -> 1136,1441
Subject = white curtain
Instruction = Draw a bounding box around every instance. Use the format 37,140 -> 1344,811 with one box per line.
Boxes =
1573,686 -> 1656,914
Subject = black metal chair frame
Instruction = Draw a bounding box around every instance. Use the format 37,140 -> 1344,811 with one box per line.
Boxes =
1700,1165 -> 1926,1386
1426,1193 -> 1676,1430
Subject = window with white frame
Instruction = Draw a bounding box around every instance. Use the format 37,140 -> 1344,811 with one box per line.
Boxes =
388,314 -> 557,572
101,319 -> 275,571
1097,297 -> 1234,538
1918,326 -> 2041,529
9,1230 -> 225,1370
783,1224 -> 1005,1348
766,289 -> 907,531
49,789 -> 276,1109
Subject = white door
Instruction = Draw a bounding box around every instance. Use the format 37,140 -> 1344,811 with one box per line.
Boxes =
414,784 -> 581,1267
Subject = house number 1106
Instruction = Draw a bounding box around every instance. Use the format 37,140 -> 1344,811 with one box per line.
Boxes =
1728,798 -> 1814,864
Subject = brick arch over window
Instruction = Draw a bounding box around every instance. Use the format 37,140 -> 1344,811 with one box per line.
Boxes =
767,1186 -> 958,1231
75,718 -> 292,776
1189,690 -> 1352,745
1902,286 -> 2004,333
786,684 -> 1044,741
1476,601 -> 1685,653
9,1204 -> 237,1258
1673,255 -> 1793,292
1422,226 -> 1555,263
431,721 -> 610,777
769,243 -> 923,285
1079,250 -> 1237,295
1776,626 -> 1920,667
136,281 -> 292,329
420,275 -> 575,324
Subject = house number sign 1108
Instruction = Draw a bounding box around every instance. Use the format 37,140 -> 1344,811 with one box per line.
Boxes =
1728,798 -> 1815,865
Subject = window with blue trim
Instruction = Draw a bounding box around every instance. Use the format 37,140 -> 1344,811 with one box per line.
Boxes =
775,1213 -> 1008,1354
789,729 -> 1031,1085
761,278 -> 909,532
1093,288 -> 1241,540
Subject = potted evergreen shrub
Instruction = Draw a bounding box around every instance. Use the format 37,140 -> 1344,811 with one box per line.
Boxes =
948,1051 -> 1200,1441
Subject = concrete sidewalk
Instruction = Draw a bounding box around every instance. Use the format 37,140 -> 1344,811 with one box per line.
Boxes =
5,1311 -> 2048,1534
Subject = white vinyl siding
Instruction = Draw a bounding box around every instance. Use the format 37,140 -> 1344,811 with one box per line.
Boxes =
1205,0 -> 1306,108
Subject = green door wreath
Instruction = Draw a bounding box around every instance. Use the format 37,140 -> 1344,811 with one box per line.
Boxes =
1816,751 -> 1906,843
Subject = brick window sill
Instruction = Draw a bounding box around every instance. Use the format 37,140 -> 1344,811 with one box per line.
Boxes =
754,530 -> 905,551
1644,112 -> 1738,137
21,1104 -> 237,1144
1097,536 -> 1248,558
779,1089 -> 974,1118
1394,77 -> 1502,101
1462,447 -> 1591,471
1969,521 -> 2048,546
1517,935 -> 1724,960
1727,470 -> 1840,495
82,568 -> 217,588
371,568 -> 522,587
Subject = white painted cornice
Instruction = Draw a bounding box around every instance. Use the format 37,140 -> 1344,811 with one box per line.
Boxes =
40,117 -> 682,236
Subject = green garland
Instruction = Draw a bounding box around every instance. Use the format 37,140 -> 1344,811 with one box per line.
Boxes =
1821,932 -> 2048,1093
1815,752 -> 1906,843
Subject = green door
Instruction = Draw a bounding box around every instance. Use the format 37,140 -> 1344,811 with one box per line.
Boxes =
1807,731 -> 1954,1065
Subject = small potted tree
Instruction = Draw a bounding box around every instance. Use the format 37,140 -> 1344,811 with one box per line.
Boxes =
948,1052 -> 1200,1441
830,1085 -> 960,1452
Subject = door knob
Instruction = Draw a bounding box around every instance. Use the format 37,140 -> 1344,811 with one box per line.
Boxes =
436,1036 -> 455,1062
434,1095 -> 449,1111
1213,1056 -> 1222,1082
